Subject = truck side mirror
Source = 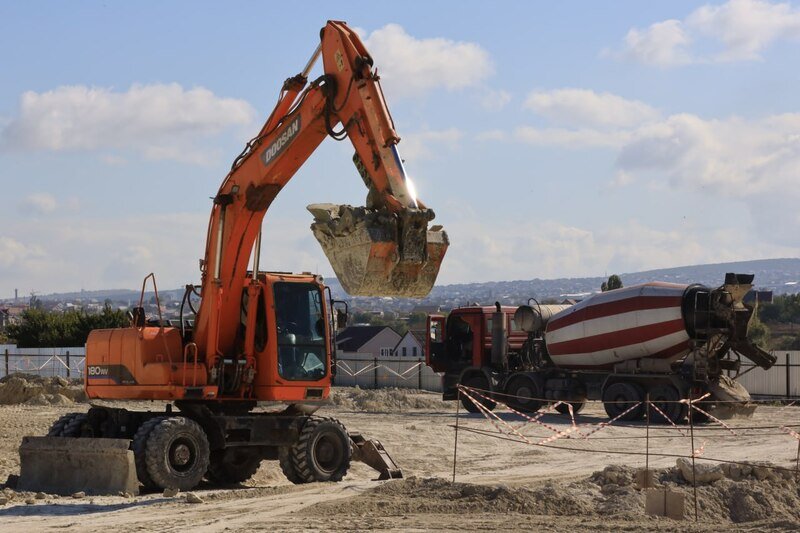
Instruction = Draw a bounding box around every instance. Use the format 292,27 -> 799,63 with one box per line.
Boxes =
336,308 -> 348,330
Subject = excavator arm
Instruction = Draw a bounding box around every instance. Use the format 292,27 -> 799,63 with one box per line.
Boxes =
194,20 -> 448,359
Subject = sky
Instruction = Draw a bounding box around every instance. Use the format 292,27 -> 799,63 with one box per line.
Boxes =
1,0 -> 799,298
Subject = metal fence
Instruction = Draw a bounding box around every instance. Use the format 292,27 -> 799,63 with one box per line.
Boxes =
737,351 -> 800,398
0,346 -> 85,379
333,356 -> 443,392
2,344 -> 795,398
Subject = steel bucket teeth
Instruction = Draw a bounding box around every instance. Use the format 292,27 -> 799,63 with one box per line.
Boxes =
308,203 -> 448,298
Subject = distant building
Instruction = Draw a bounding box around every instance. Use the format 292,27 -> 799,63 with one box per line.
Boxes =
336,325 -> 402,359
392,330 -> 425,359
412,305 -> 441,315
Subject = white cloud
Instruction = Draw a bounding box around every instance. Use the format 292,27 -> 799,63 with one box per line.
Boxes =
613,0 -> 800,66
480,88 -> 512,111
21,193 -> 57,214
508,86 -> 800,248
436,211 -> 792,284
688,0 -> 800,61
362,24 -> 493,96
475,129 -> 506,141
514,126 -> 631,148
524,89 -> 661,128
619,19 -> 694,67
1,83 -> 255,164
399,128 -> 463,161
0,237 -> 44,271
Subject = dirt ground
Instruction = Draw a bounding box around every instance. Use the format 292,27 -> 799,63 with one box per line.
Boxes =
0,387 -> 799,532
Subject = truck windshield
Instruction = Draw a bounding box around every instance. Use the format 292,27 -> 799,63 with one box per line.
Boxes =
274,282 -> 327,381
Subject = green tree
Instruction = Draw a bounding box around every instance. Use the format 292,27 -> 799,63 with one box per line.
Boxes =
747,312 -> 771,349
6,305 -> 128,347
601,274 -> 623,292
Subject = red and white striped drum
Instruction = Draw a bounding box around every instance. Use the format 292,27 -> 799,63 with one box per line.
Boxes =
544,282 -> 691,369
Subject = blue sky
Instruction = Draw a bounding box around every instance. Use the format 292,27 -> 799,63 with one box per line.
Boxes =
1,0 -> 799,297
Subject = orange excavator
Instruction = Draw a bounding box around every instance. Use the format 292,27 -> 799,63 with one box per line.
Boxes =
18,20 -> 448,495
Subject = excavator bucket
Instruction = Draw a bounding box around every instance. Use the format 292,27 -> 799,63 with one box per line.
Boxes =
308,204 -> 448,298
18,437 -> 140,496
350,433 -> 403,480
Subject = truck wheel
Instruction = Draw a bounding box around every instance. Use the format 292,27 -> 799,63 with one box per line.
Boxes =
505,375 -> 542,413
47,413 -> 80,436
648,385 -> 686,424
144,417 -> 210,491
206,448 -> 262,485
602,382 -> 645,421
460,375 -> 496,413
132,417 -> 166,490
291,417 -> 352,483
555,402 -> 585,416
279,446 -> 303,484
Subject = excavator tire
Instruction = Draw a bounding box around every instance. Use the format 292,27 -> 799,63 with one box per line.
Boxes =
143,416 -> 210,491
461,375 -> 496,413
47,413 -> 81,436
290,417 -> 351,483
279,446 -> 303,484
132,417 -> 166,490
61,414 -> 89,437
206,448 -> 262,485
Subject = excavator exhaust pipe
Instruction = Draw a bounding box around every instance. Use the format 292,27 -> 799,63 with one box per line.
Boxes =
18,437 -> 140,496
308,204 -> 448,298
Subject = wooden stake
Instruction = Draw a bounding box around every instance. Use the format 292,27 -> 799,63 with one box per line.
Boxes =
645,392 -> 650,490
453,387 -> 460,483
688,396 -> 698,522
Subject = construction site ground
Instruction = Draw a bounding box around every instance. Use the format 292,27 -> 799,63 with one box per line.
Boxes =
0,385 -> 799,532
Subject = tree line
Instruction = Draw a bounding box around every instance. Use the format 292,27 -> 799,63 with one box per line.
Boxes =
4,304 -> 128,348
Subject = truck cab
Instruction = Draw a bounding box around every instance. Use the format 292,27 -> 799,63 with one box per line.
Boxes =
426,306 -> 526,400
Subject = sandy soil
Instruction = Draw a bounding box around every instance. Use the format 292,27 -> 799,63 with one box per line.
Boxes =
0,387 -> 799,532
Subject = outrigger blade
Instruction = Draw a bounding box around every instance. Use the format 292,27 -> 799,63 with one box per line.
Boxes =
308,204 -> 448,298
18,437 -> 139,496
350,433 -> 403,480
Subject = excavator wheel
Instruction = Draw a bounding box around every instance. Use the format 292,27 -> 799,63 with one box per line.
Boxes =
132,417 -> 166,490
460,375 -> 496,413
61,414 -> 90,437
143,416 -> 210,491
290,417 -> 352,483
206,448 -> 262,485
278,446 -> 303,484
47,413 -> 81,437
602,382 -> 646,421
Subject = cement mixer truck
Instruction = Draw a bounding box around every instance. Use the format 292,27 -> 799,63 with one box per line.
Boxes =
426,274 -> 775,423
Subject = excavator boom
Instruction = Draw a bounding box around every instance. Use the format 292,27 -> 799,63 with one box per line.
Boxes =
194,20 -> 449,359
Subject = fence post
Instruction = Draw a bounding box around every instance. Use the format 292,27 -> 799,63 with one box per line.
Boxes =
373,357 -> 378,389
4,349 -> 8,378
787,353 -> 791,399
418,358 -> 423,390
66,350 -> 71,379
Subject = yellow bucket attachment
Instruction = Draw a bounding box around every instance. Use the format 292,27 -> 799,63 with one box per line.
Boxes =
308,204 -> 448,298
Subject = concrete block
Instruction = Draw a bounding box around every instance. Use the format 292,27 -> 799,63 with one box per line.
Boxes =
645,488 -> 685,520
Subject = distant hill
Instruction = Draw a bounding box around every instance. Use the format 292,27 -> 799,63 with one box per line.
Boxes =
8,258 -> 800,308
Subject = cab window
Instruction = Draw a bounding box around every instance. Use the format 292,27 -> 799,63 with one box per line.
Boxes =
274,282 -> 327,381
